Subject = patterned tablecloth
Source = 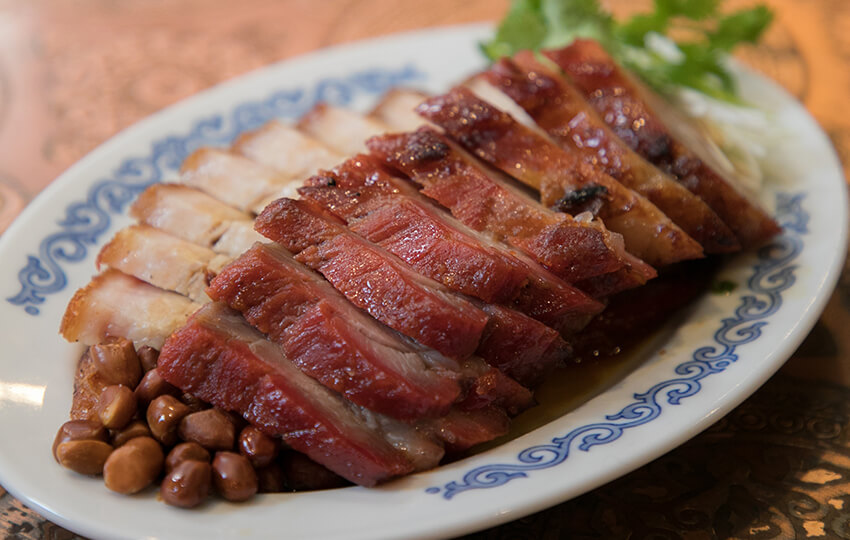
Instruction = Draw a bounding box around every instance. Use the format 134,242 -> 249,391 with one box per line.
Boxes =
1,0 -> 849,538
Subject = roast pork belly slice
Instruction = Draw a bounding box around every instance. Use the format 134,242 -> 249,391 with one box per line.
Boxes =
298,103 -> 389,155
130,184 -> 263,257
367,128 -> 656,296
158,302 -> 442,485
369,88 -> 431,130
544,39 -> 781,248
207,242 -> 463,421
300,155 -> 604,334
60,269 -> 201,350
418,87 -> 704,267
96,225 -> 230,302
484,54 -> 740,254
179,148 -> 299,215
255,197 -> 489,360
233,120 -> 345,178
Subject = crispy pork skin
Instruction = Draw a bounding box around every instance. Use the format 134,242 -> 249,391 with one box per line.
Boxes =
485,54 -> 740,254
418,87 -> 704,267
255,198 -> 490,360
367,128 -> 656,295
544,40 -> 781,248
179,148 -> 298,215
96,225 -> 229,302
207,243 -> 463,421
233,120 -> 344,179
298,103 -> 390,155
60,269 -> 201,350
158,303 -> 442,485
130,184 -> 263,256
370,88 -> 432,130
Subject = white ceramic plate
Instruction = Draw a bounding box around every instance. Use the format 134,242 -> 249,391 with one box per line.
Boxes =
0,24 -> 845,540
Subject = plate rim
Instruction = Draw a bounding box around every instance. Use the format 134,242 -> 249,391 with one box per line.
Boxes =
0,22 -> 846,540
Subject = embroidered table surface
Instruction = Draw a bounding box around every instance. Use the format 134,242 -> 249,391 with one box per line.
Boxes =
1,0 -> 849,538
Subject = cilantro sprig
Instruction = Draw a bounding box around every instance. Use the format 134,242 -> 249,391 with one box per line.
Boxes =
481,0 -> 773,102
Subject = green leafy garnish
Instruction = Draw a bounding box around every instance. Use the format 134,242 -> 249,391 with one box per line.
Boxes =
710,279 -> 738,294
481,0 -> 773,102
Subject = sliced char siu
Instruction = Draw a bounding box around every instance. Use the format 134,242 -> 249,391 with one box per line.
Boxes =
417,87 -> 704,267
207,242 -> 462,420
207,243 -> 532,420
484,54 -> 741,254
302,181 -> 570,386
544,39 -> 781,248
157,302 -> 443,486
254,197 -> 489,360
367,127 -> 656,296
299,156 -> 603,334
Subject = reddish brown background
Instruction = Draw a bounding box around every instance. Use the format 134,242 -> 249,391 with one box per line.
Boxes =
2,0 -> 850,538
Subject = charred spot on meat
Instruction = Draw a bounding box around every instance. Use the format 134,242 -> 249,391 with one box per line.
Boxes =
551,184 -> 609,217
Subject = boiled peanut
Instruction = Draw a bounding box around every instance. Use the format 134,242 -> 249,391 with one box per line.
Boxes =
281,451 -> 348,491
134,369 -> 179,407
103,436 -> 164,494
256,463 -> 287,493
90,338 -> 142,388
146,395 -> 190,447
136,345 -> 159,372
56,440 -> 114,475
212,452 -> 257,502
178,409 -> 235,451
238,426 -> 279,468
165,442 -> 211,474
161,460 -> 212,508
53,420 -> 108,462
180,393 -> 208,413
96,385 -> 137,430
111,420 -> 151,447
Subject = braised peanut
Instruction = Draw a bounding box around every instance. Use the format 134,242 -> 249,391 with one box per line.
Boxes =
53,420 -> 108,462
212,452 -> 257,502
96,385 -> 137,430
135,369 -> 179,407
281,451 -> 348,491
238,426 -> 279,468
111,420 -> 151,447
165,442 -> 211,474
147,395 -> 190,447
103,436 -> 164,494
136,345 -> 159,373
90,338 -> 142,388
161,460 -> 212,508
56,440 -> 114,475
178,409 -> 235,451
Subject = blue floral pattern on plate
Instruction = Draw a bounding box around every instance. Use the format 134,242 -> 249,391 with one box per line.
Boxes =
427,193 -> 807,499
7,64 -> 424,315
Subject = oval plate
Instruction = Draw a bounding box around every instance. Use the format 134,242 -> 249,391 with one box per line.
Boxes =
0,24 -> 845,540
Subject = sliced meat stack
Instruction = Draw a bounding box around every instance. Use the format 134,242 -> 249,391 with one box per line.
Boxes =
60,37 -> 781,489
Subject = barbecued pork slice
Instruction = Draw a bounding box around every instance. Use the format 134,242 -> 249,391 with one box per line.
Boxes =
298,103 -> 389,155
299,155 -> 603,334
367,127 -> 656,295
207,242 -> 463,421
370,88 -> 431,130
158,302 -> 443,485
60,269 -> 201,349
484,54 -> 740,254
255,197 -> 489,360
130,184 -> 263,256
233,120 -> 345,178
544,39 -> 781,248
179,148 -> 298,215
418,87 -> 704,267
418,406 -> 510,453
96,225 -> 230,302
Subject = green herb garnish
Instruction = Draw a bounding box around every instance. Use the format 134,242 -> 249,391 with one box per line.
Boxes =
481,0 -> 773,102
710,279 -> 738,294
